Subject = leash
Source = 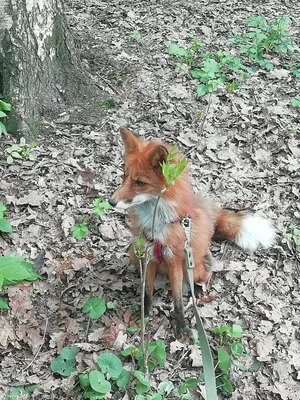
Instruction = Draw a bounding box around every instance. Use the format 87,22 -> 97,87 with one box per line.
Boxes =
181,216 -> 218,400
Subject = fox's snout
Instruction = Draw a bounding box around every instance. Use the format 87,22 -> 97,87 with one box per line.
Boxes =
108,199 -> 118,207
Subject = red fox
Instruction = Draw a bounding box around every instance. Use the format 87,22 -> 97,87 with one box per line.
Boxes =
109,128 -> 275,337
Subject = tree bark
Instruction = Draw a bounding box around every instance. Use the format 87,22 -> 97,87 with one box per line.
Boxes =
0,0 -> 97,138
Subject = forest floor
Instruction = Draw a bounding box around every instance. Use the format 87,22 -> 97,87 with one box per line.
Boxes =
0,0 -> 300,399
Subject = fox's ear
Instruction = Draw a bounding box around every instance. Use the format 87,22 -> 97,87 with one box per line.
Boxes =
147,145 -> 168,167
120,127 -> 139,153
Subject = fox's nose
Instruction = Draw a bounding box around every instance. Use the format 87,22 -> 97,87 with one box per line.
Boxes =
108,199 -> 118,207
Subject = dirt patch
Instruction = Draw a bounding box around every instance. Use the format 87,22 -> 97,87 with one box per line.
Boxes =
0,0 -> 299,399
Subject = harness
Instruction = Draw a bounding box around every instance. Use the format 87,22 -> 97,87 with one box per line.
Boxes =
145,215 -> 190,261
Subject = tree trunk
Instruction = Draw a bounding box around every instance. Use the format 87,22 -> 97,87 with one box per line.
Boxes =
0,0 -> 98,138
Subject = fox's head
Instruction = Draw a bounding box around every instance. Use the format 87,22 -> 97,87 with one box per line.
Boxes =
109,128 -> 169,210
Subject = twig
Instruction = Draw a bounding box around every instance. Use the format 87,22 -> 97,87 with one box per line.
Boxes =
85,316 -> 91,341
22,317 -> 49,372
96,73 -> 122,96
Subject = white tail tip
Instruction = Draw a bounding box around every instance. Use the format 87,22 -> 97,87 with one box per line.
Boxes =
234,215 -> 276,252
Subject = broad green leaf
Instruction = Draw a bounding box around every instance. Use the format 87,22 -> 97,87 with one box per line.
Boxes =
82,297 -> 106,319
106,300 -> 117,309
218,348 -> 231,373
89,370 -> 111,394
178,378 -> 198,394
0,100 -> 11,111
158,381 -> 174,394
50,346 -> 79,376
0,218 -> 13,233
11,151 -> 22,159
121,346 -> 139,357
203,59 -> 220,74
0,111 -> 7,118
168,43 -> 187,57
97,353 -> 122,379
231,342 -> 244,355
217,375 -> 233,395
0,298 -> 9,309
72,222 -> 88,240
7,155 -> 14,165
0,254 -> 40,285
116,369 -> 130,388
197,84 -> 207,97
0,121 -> 6,133
148,340 -> 166,367
79,372 -> 90,388
134,371 -> 150,393
230,324 -> 243,338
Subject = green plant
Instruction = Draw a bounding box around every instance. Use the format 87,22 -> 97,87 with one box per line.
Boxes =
282,213 -> 300,246
291,96 -> 300,108
0,253 -> 41,309
72,219 -> 88,240
121,340 -> 166,372
0,97 -> 11,135
50,346 -> 79,376
5,141 -> 37,165
0,202 -> 13,233
167,42 -> 248,97
101,99 -> 116,109
82,297 -> 106,319
129,31 -> 144,45
72,198 -> 112,240
230,16 -> 296,70
212,324 -> 261,396
6,384 -> 39,400
78,353 -> 129,399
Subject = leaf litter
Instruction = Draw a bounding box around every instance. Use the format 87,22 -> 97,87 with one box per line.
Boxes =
0,0 -> 300,399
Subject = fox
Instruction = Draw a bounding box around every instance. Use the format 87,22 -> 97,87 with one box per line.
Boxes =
109,127 -> 275,338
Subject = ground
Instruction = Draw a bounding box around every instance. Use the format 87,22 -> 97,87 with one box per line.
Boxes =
0,0 -> 299,399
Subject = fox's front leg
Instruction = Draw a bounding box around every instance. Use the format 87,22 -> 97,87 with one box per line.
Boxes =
168,261 -> 189,338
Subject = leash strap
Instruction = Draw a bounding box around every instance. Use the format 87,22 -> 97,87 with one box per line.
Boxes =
181,216 -> 218,400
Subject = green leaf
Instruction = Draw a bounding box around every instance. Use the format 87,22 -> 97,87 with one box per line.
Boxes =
0,121 -> 6,134
217,375 -> 233,395
0,298 -> 9,309
50,346 -> 79,376
97,353 -> 123,379
0,218 -> 13,233
168,43 -> 187,57
0,254 -> 40,285
0,111 -> 7,118
7,155 -> 14,165
203,58 -> 220,74
79,372 -> 90,388
158,381 -> 174,394
178,378 -> 198,394
93,199 -> 112,218
121,346 -> 139,357
231,342 -> 244,355
106,300 -> 117,309
0,100 -> 11,111
134,371 -> 150,394
0,203 -> 6,213
230,324 -> 243,338
11,151 -> 22,159
116,369 -> 130,388
82,297 -> 106,319
218,349 -> 231,373
72,222 -> 88,240
89,370 -> 111,394
197,84 -> 207,97
148,340 -> 166,367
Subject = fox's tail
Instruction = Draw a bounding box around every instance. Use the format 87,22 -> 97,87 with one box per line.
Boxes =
197,195 -> 276,252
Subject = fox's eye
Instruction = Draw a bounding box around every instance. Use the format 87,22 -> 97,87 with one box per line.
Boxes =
135,180 -> 145,187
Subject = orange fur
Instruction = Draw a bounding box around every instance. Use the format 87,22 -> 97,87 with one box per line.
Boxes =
110,128 -> 274,337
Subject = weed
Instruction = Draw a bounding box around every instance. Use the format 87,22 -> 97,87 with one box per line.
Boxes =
0,202 -> 13,234
282,213 -> 300,246
82,297 -> 106,319
101,99 -> 116,109
72,219 -> 88,240
5,140 -> 37,165
0,253 -> 41,309
72,198 -> 112,240
291,96 -> 300,108
230,16 -> 296,70
0,97 -> 11,135
212,324 -> 261,397
167,42 -> 248,97
129,31 -> 144,45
